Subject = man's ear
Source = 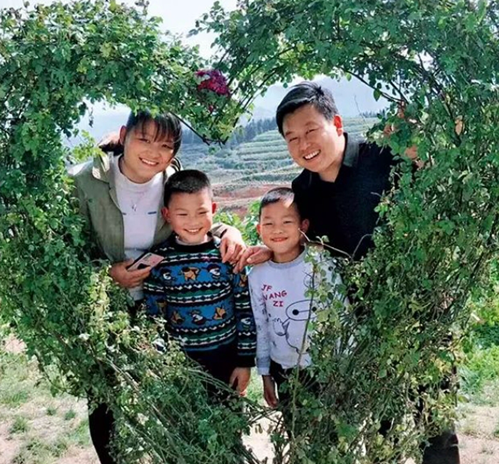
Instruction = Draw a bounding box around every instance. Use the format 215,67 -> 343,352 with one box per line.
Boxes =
119,126 -> 128,145
212,202 -> 217,214
300,219 -> 310,234
161,206 -> 170,223
333,115 -> 344,136
256,223 -> 262,237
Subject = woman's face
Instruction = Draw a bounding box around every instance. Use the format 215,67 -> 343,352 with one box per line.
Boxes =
119,120 -> 175,183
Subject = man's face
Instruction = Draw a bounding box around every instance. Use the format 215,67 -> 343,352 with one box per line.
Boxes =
282,104 -> 344,176
162,189 -> 216,245
120,120 -> 175,183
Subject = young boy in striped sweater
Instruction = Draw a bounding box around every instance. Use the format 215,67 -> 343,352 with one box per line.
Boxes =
143,170 -> 256,396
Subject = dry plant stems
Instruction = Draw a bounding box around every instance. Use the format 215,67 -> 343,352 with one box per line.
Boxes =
1,0 -> 499,463
200,0 -> 499,462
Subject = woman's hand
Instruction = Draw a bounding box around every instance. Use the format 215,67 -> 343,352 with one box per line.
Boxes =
220,226 -> 246,264
109,259 -> 151,288
98,131 -> 122,154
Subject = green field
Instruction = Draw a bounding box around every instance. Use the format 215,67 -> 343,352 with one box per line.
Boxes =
178,118 -> 378,194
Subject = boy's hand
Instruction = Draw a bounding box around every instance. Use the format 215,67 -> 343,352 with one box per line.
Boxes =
109,259 -> 151,288
233,246 -> 272,273
220,227 -> 246,264
229,367 -> 251,396
262,375 -> 278,408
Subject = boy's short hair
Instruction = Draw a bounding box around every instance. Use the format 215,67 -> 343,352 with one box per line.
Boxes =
126,110 -> 182,155
276,81 -> 339,135
259,187 -> 300,218
164,169 -> 212,206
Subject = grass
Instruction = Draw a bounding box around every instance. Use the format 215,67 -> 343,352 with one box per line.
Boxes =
9,416 -> 29,435
64,409 -> 77,421
0,338 -> 94,463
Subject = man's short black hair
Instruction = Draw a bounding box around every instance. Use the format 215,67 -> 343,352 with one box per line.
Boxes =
276,81 -> 339,135
126,110 -> 182,155
164,169 -> 212,206
259,187 -> 300,218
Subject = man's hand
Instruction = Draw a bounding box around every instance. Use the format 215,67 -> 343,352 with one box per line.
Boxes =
262,375 -> 278,408
233,245 -> 272,273
220,226 -> 246,264
109,259 -> 151,288
229,367 -> 251,396
98,131 -> 122,153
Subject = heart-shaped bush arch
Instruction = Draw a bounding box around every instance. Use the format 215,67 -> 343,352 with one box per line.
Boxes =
1,0 -> 499,463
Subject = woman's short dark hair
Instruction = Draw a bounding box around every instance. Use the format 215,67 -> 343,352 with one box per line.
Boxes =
126,110 -> 182,155
276,81 -> 339,135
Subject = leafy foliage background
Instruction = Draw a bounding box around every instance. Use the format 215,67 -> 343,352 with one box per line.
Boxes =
1,0 -> 498,463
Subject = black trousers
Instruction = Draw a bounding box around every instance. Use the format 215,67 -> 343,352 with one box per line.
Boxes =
269,360 -> 322,439
271,361 -> 459,464
87,300 -> 142,464
88,403 -> 116,464
379,371 -> 460,464
189,342 -> 240,402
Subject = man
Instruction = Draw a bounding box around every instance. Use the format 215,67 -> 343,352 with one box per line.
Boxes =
239,81 -> 459,464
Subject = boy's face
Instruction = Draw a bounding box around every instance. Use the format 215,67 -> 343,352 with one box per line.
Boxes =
119,120 -> 175,184
282,104 -> 344,176
162,189 -> 216,245
257,200 -> 309,260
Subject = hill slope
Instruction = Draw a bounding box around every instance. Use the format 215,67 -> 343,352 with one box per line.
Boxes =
178,117 -> 377,214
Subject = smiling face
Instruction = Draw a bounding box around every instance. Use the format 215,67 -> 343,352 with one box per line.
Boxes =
162,188 -> 216,245
282,104 -> 346,182
257,199 -> 309,263
119,120 -> 175,184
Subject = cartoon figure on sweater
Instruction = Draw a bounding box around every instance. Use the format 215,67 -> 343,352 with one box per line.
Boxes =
207,264 -> 221,280
239,273 -> 248,288
273,300 -> 313,354
213,307 -> 227,320
171,310 -> 184,325
162,269 -> 173,282
182,266 -> 200,281
190,310 -> 207,325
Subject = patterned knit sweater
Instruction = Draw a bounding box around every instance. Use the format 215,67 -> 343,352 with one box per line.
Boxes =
143,236 -> 256,367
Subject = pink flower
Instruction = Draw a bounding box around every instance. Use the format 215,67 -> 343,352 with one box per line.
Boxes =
196,69 -> 230,97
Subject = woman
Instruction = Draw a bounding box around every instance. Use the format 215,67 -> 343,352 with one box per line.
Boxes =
71,110 -> 245,464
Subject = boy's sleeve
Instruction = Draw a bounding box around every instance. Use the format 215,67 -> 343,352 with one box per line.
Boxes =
248,270 -> 272,376
143,266 -> 167,317
231,267 -> 257,367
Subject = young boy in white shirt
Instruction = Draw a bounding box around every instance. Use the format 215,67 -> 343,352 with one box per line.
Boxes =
248,187 -> 345,409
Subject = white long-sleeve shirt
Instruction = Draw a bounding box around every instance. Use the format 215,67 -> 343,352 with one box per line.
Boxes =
248,248 -> 345,375
112,155 -> 164,300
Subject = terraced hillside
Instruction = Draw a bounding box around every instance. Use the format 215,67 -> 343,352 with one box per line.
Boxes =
178,117 -> 377,214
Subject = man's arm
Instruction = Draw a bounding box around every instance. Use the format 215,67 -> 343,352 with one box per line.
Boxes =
211,223 -> 246,264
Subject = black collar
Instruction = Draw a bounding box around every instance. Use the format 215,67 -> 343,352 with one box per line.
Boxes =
342,132 -> 361,168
